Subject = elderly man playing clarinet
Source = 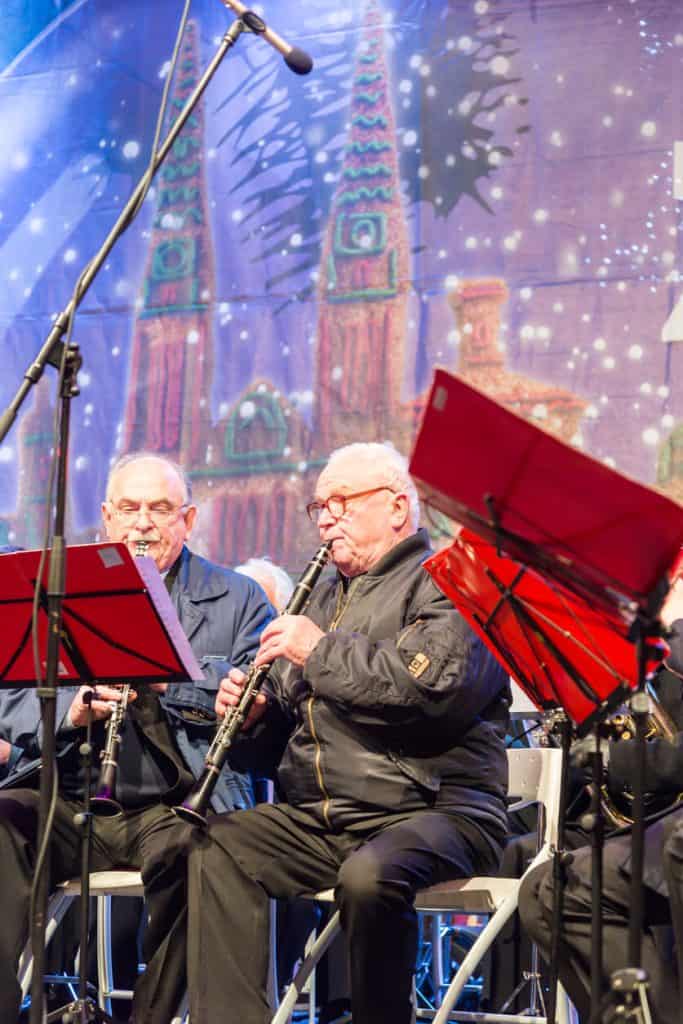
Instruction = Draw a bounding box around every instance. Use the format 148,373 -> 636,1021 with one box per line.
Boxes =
0,451 -> 274,1024
181,441 -> 510,1024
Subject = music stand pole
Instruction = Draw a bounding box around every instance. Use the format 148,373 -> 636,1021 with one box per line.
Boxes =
628,627 -> 651,969
545,711 -> 573,1024
587,736 -> 605,1019
29,344 -> 81,1024
44,693 -> 116,1024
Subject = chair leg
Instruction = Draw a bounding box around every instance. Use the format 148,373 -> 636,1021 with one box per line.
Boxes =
431,893 -> 520,1024
267,899 -> 279,1011
18,891 -> 76,1000
271,910 -> 342,1024
97,892 -> 114,1016
171,990 -> 190,1024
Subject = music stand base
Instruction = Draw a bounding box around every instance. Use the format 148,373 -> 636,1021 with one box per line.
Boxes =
589,968 -> 653,1024
46,997 -> 115,1023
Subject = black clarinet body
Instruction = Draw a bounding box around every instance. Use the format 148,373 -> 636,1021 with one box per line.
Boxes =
174,541 -> 331,827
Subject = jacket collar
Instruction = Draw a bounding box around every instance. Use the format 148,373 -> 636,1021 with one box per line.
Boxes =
172,546 -> 231,640
336,528 -> 432,586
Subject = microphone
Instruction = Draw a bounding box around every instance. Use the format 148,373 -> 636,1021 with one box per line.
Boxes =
220,1 -> 313,75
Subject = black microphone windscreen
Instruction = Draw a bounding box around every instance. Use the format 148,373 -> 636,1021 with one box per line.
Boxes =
285,47 -> 313,75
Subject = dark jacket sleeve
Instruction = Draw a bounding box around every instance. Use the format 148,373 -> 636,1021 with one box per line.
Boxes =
305,574 -> 507,738
607,623 -> 683,798
608,733 -> 683,797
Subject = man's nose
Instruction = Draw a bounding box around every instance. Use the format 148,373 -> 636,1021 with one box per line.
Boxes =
133,508 -> 154,529
317,505 -> 336,528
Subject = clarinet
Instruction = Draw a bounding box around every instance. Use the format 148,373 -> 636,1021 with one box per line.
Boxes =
174,541 -> 331,827
91,539 -> 149,815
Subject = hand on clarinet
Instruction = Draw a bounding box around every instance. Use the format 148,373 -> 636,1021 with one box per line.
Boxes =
68,684 -> 137,728
253,614 -> 324,669
215,668 -> 268,730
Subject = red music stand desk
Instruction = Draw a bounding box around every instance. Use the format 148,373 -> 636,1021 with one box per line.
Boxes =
0,542 -> 203,686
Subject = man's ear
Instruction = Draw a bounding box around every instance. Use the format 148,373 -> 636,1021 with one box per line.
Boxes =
390,493 -> 410,530
101,501 -> 112,535
184,504 -> 198,537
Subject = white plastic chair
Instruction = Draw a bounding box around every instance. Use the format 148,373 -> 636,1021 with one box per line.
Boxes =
272,746 -> 572,1024
18,869 -> 190,1024
19,870 -> 144,1014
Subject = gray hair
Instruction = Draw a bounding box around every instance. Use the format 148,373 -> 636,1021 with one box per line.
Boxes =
235,557 -> 295,612
106,451 -> 193,504
325,442 -> 420,529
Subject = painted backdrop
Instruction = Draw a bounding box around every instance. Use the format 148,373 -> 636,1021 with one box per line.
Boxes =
0,0 -> 682,570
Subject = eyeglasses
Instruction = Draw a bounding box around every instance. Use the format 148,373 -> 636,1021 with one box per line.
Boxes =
109,502 -> 189,526
306,487 -> 395,523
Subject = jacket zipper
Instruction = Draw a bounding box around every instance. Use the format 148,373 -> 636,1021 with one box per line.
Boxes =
396,618 -> 424,650
308,578 -> 361,827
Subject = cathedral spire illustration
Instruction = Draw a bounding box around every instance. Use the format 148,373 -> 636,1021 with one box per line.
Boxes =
315,0 -> 410,452
122,19 -> 215,465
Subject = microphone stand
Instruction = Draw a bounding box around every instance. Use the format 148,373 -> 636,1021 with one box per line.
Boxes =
10,11 -> 310,1021
29,342 -> 81,1024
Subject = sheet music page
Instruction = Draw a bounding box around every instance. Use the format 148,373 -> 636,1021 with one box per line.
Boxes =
133,554 -> 204,682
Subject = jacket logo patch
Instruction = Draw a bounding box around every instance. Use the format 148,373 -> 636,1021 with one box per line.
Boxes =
408,652 -> 430,679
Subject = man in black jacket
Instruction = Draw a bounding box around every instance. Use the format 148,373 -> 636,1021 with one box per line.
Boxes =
185,441 -> 510,1024
518,581 -> 683,1024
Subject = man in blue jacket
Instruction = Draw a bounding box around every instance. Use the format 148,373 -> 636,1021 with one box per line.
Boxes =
0,452 -> 274,1024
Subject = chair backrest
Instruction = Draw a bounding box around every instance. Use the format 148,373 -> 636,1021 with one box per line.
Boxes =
506,745 -> 562,851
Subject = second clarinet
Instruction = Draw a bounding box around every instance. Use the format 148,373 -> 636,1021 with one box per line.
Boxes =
173,541 -> 331,827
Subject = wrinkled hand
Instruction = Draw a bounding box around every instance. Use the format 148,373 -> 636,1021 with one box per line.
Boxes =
68,685 -> 137,729
254,615 -> 324,669
215,668 -> 267,730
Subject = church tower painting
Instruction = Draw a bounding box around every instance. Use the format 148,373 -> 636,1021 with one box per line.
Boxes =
16,379 -> 55,549
122,18 -> 215,465
315,0 -> 410,452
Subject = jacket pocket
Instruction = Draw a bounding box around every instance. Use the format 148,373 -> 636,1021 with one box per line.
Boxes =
386,750 -> 440,793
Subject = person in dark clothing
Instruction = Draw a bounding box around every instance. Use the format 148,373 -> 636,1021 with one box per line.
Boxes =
0,452 -> 274,1024
519,578 -> 683,1024
180,441 -> 511,1024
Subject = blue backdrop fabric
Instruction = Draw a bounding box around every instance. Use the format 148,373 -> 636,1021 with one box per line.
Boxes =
0,0 -> 681,568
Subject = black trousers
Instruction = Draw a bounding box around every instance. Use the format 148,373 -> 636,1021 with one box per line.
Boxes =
518,822 -> 682,1024
187,801 -> 501,1024
0,788 -> 191,1024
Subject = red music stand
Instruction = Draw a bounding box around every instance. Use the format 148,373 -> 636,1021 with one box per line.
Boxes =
0,541 -> 203,1024
0,542 -> 203,686
409,370 -> 683,1022
425,528 -> 641,737
410,369 -> 683,622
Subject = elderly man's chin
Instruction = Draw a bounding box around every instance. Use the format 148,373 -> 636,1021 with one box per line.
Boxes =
328,539 -> 360,578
